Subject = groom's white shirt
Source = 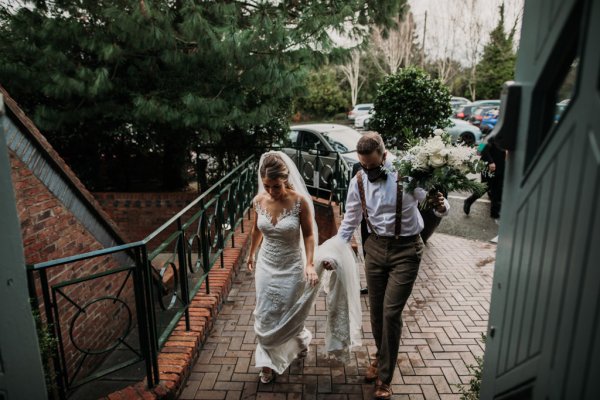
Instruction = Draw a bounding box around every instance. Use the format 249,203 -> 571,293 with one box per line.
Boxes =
337,159 -> 450,243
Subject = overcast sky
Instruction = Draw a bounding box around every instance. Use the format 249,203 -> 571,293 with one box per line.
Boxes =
409,0 -> 524,64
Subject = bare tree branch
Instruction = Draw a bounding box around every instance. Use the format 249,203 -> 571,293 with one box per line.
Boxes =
370,11 -> 416,75
339,49 -> 363,107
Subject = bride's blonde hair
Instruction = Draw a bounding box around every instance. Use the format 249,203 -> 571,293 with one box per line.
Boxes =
260,153 -> 294,190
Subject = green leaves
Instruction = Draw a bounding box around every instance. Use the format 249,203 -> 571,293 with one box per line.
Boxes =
0,0 -> 404,190
295,68 -> 348,119
371,67 -> 452,147
475,3 -> 516,99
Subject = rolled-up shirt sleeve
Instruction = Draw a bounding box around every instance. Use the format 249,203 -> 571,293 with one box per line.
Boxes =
414,187 -> 450,217
337,178 -> 363,243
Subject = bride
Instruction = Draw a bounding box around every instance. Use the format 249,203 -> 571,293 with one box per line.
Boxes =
246,151 -> 361,384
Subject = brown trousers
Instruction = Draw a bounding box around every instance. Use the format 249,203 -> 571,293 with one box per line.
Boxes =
364,234 -> 424,384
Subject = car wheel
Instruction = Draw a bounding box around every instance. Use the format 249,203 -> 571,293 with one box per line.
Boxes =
459,132 -> 476,146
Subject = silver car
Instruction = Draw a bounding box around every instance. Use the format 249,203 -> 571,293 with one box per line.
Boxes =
354,109 -> 375,129
347,103 -> 374,121
282,124 -> 361,189
445,118 -> 482,146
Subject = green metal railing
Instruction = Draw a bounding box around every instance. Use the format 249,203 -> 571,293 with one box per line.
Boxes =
27,156 -> 256,399
26,149 -> 351,399
282,147 -> 353,213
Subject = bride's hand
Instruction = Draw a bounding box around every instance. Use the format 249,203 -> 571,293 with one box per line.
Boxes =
305,264 -> 319,287
246,258 -> 254,272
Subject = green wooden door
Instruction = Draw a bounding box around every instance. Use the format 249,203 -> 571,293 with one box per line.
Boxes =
481,0 -> 600,398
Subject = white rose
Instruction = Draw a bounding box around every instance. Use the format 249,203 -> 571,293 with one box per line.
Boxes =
426,137 -> 445,154
429,154 -> 446,167
433,128 -> 445,136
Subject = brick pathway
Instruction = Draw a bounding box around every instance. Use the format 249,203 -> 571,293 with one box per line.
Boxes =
180,233 -> 496,400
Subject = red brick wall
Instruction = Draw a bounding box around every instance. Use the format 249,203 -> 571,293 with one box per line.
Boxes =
94,192 -> 339,248
9,151 -> 136,381
93,192 -> 199,243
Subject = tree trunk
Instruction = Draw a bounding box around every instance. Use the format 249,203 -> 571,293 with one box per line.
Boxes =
161,131 -> 188,190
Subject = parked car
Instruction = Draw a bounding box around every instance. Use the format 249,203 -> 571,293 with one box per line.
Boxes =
468,105 -> 499,128
454,99 -> 501,120
282,124 -> 362,189
444,118 -> 482,146
354,109 -> 375,129
480,108 -> 500,135
347,103 -> 374,120
450,96 -> 471,112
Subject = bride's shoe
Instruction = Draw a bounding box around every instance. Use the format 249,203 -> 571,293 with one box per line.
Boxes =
259,367 -> 275,384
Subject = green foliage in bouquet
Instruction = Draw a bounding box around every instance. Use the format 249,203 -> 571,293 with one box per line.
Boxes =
392,131 -> 487,197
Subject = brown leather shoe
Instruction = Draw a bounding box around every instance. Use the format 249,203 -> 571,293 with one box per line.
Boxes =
364,360 -> 378,382
374,379 -> 392,399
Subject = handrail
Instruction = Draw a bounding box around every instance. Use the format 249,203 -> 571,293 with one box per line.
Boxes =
28,242 -> 145,271
279,147 -> 352,212
27,155 -> 257,399
25,149 -> 350,398
143,155 -> 254,243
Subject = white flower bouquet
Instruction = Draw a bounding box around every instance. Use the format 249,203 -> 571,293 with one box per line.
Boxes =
392,129 -> 487,199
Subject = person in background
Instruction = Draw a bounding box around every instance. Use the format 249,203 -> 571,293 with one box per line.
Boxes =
463,137 -> 505,221
481,136 -> 506,221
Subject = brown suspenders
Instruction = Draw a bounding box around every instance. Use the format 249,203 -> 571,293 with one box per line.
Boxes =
394,175 -> 403,238
356,170 -> 404,238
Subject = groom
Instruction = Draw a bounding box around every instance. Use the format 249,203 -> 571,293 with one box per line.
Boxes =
334,132 -> 449,399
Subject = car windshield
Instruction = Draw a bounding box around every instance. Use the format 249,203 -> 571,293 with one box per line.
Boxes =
323,128 -> 362,153
474,107 -> 494,116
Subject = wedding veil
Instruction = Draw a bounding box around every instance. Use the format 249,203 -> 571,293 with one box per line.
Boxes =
258,151 -> 319,253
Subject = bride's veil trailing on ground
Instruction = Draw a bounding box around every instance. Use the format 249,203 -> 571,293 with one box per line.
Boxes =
257,151 -> 362,358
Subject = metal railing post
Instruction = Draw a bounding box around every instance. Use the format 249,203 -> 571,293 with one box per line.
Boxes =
39,269 -> 67,398
216,196 -> 225,269
132,247 -> 156,388
176,218 -> 191,331
140,246 -> 159,384
200,211 -> 211,294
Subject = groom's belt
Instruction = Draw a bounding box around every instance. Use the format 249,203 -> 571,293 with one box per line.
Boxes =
369,234 -> 419,243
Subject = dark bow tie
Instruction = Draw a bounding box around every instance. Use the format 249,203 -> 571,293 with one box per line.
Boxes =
366,169 -> 388,183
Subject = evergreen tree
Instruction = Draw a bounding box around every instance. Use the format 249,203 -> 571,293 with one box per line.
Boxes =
0,0 -> 404,190
295,68 -> 348,120
475,2 -> 517,100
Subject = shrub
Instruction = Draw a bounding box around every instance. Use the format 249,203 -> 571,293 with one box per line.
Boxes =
370,67 -> 452,148
295,68 -> 349,119
456,334 -> 486,400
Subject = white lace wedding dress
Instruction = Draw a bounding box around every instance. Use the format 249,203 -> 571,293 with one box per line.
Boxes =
253,199 -> 362,374
253,151 -> 362,375
253,198 -> 315,374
